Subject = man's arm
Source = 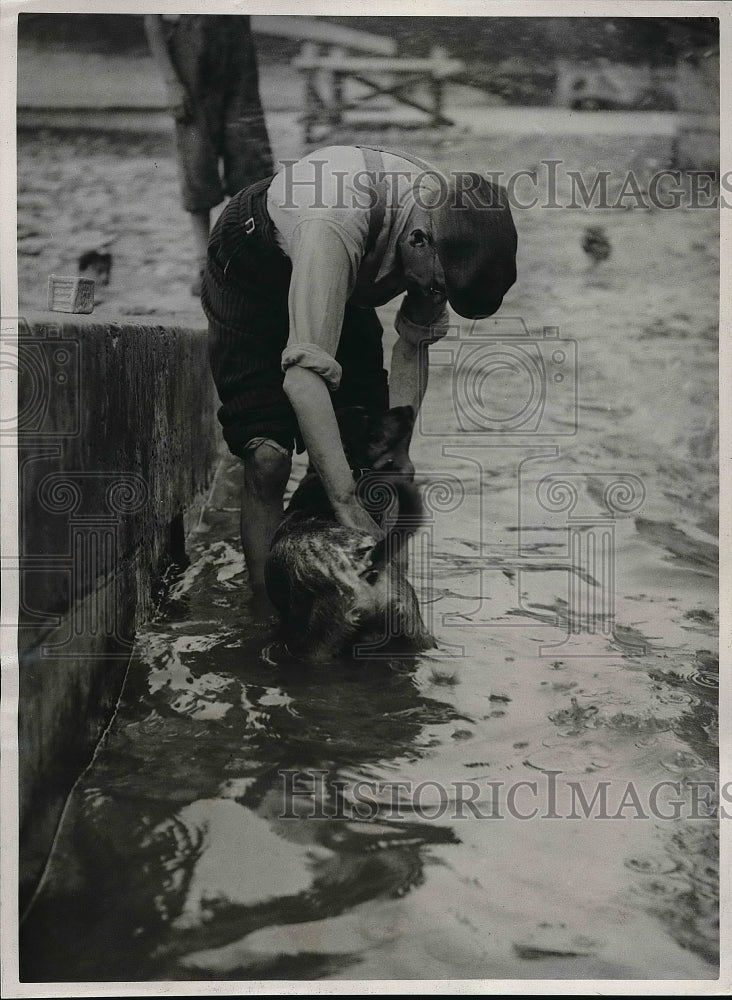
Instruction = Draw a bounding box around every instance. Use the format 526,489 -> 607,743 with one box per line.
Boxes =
281,219 -> 383,537
143,15 -> 191,121
389,336 -> 428,416
283,367 -> 382,536
390,290 -> 449,410
384,293 -> 450,471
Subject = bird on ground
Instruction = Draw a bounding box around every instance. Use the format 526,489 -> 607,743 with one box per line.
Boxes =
582,225 -> 611,266
78,249 -> 113,286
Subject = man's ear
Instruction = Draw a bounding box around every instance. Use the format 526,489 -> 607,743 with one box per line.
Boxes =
407,228 -> 432,248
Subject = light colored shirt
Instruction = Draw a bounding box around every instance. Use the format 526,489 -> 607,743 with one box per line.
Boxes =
266,146 -> 448,390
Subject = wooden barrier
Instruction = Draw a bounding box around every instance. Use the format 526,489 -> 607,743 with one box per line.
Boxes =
251,15 -> 396,56
293,44 -> 465,142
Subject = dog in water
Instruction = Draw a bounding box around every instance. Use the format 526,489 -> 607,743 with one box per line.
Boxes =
264,406 -> 435,664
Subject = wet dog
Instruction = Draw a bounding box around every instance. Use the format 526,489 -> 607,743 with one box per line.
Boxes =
264,406 -> 435,664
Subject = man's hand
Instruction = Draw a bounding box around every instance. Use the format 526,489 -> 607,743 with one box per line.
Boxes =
333,494 -> 385,540
283,365 -> 385,541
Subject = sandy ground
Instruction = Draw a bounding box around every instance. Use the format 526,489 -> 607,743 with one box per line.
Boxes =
16,108 -> 720,982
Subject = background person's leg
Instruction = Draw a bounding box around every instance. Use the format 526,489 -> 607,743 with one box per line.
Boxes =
167,16 -> 226,292
220,15 -> 274,197
189,209 -> 210,295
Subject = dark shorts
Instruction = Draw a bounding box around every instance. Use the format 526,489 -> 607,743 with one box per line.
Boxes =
202,179 -> 389,458
165,15 -> 273,212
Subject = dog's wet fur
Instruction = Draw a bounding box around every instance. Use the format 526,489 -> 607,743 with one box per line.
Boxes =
264,406 -> 435,665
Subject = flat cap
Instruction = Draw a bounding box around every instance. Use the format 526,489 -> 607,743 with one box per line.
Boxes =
432,174 -> 517,319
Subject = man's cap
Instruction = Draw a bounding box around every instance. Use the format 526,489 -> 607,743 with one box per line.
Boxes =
432,174 -> 517,319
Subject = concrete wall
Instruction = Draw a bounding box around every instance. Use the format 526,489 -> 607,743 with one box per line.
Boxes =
17,314 -> 220,905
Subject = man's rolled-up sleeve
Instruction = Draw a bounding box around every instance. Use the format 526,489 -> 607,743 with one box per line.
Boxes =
395,294 -> 450,348
281,343 -> 342,390
281,219 -> 360,392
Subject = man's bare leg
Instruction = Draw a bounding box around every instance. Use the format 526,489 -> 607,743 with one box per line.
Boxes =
189,209 -> 210,296
241,441 -> 292,615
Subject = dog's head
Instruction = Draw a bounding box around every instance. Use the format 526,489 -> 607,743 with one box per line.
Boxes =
264,520 -> 433,665
264,403 -> 432,665
335,405 -> 415,473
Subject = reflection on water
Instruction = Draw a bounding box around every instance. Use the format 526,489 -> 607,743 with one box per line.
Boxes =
19,448 -> 719,983
16,120 -> 720,984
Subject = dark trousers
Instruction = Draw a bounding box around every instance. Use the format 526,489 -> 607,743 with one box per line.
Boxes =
165,15 -> 273,212
203,179 -> 389,456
